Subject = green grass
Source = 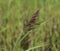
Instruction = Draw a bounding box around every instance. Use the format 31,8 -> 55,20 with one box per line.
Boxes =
0,0 -> 60,51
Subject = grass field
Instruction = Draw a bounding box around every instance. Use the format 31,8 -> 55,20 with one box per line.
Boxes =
0,0 -> 60,51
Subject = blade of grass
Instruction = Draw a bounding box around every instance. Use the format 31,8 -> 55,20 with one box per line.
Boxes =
26,43 -> 48,51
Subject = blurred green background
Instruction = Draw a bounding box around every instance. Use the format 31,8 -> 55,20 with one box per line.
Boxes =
0,0 -> 60,51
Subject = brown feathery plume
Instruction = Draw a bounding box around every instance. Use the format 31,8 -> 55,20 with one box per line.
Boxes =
26,8 -> 40,31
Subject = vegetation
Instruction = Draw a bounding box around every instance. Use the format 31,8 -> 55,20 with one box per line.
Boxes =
0,0 -> 60,51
